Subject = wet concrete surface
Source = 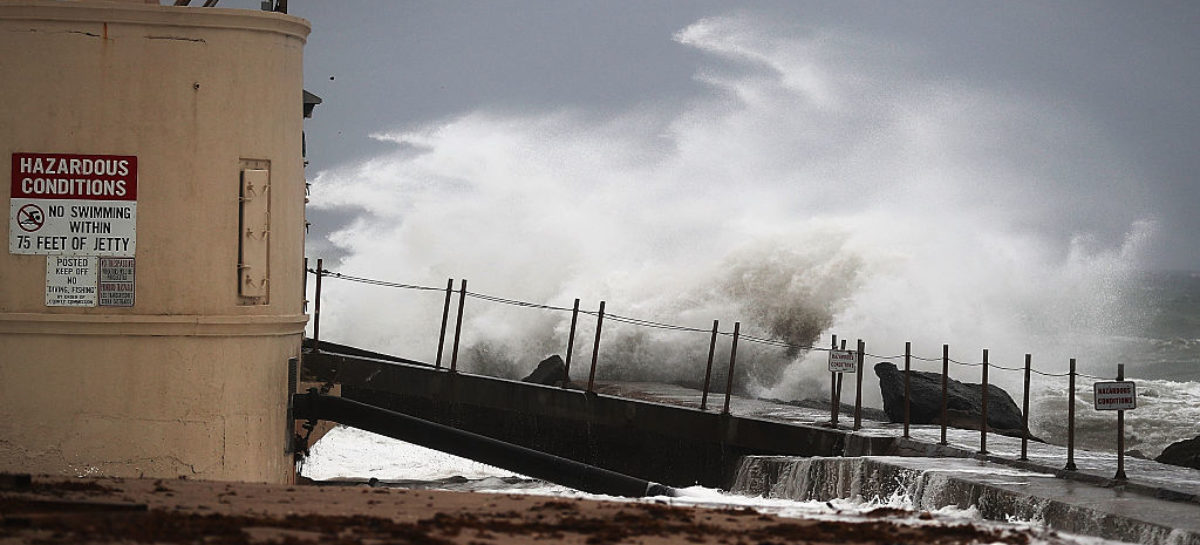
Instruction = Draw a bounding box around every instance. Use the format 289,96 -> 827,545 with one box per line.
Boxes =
609,382 -> 1200,544
608,382 -> 1200,503
732,456 -> 1200,545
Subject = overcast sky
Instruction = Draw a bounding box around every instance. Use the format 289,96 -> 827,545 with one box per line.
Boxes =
233,1 -> 1198,271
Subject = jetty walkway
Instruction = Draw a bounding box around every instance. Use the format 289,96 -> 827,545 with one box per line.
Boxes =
297,341 -> 1200,544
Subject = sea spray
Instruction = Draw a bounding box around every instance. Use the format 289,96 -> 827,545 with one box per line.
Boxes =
1031,376 -> 1200,458
307,12 -> 1158,421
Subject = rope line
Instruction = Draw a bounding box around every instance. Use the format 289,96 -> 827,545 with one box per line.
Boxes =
308,266 -> 1117,379
605,313 -> 713,334
465,291 -> 577,313
307,268 -> 444,292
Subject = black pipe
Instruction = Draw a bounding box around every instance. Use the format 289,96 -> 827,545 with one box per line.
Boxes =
293,391 -> 675,498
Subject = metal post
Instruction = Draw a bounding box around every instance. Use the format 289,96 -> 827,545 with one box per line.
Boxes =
302,257 -> 308,312
562,298 -> 580,388
835,339 -> 845,426
721,322 -> 741,415
1066,358 -> 1077,471
903,341 -> 911,438
940,344 -> 949,445
700,320 -> 719,411
980,348 -> 989,455
1115,363 -> 1127,481
587,301 -> 605,392
435,278 -> 454,369
853,339 -> 864,430
449,279 -> 467,373
829,335 -> 838,427
312,258 -> 323,353
1021,354 -> 1031,461
835,374 -> 843,420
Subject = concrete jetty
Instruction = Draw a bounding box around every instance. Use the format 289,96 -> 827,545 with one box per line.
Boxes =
302,348 -> 1200,544
616,382 -> 1200,545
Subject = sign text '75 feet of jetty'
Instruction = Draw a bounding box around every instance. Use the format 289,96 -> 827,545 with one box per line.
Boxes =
9,152 -> 137,257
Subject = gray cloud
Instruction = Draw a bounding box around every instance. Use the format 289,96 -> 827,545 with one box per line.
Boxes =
238,0 -> 1198,270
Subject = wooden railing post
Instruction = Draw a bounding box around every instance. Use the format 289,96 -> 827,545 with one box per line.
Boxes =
1115,363 -> 1128,481
435,278 -> 453,369
1066,358 -> 1078,471
940,344 -> 949,445
700,320 -> 719,411
979,348 -> 989,455
903,341 -> 911,438
853,339 -> 864,430
587,301 -> 606,392
836,339 -> 845,426
829,335 -> 838,427
722,322 -> 741,415
1020,353 -> 1031,461
562,298 -> 580,388
449,279 -> 467,373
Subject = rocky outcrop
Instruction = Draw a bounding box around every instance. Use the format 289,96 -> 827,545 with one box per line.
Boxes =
1156,435 -> 1200,470
522,355 -> 568,386
874,362 -> 1035,439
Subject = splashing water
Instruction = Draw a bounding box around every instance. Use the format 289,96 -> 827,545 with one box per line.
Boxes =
308,13 -> 1161,414
303,428 -> 1130,545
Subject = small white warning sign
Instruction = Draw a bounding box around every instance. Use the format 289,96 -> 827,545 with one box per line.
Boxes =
828,350 -> 858,373
1094,381 -> 1137,411
45,255 -> 98,307
98,257 -> 135,307
9,152 -> 137,257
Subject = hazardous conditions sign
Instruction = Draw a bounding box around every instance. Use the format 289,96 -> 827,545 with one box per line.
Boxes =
9,152 -> 137,256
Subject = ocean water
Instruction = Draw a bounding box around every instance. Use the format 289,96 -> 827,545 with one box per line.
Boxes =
1029,270 -> 1200,458
1114,271 -> 1200,382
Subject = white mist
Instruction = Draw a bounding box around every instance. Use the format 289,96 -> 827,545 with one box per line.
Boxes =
307,13 -> 1156,412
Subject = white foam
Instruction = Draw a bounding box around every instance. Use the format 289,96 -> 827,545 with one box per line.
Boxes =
306,10 -> 1155,408
303,427 -> 1134,544
1032,377 -> 1200,458
300,426 -> 518,481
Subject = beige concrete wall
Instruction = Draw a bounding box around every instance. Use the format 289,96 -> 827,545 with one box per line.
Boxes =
0,1 -> 310,483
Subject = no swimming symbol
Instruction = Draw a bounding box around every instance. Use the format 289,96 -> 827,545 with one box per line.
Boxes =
17,204 -> 45,232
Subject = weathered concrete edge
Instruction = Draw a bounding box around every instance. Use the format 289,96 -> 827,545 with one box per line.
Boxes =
888,436 -> 1200,506
301,348 -> 1199,507
735,456 -> 1200,545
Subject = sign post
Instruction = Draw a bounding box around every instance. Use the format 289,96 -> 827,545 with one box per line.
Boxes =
828,339 -> 855,428
1094,364 -> 1135,481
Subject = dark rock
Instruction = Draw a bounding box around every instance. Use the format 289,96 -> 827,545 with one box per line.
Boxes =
522,355 -> 567,385
874,362 -> 1035,439
1125,449 -> 1152,460
1156,435 -> 1200,470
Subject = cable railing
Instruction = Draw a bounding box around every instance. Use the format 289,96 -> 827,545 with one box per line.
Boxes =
303,258 -> 1141,482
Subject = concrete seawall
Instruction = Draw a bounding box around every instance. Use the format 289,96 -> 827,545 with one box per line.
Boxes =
302,347 -> 1200,543
732,455 -> 1200,545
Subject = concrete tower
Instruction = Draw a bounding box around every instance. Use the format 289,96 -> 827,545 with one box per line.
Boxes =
0,0 -> 310,483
